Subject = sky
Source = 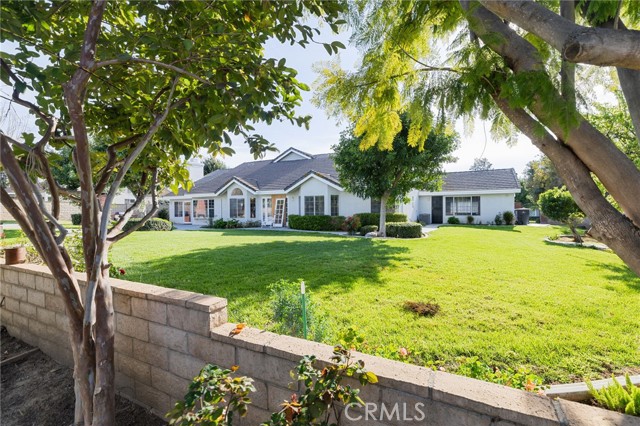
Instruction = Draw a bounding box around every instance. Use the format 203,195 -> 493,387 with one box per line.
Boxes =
1,19 -> 543,178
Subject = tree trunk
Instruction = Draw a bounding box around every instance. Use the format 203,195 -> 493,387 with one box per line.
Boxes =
92,267 -> 115,425
569,224 -> 583,244
379,194 -> 389,237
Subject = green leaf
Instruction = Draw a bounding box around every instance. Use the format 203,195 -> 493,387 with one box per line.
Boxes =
182,39 -> 194,51
323,43 -> 333,55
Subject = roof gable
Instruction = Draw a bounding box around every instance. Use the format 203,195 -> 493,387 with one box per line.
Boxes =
441,169 -> 520,192
271,147 -> 314,163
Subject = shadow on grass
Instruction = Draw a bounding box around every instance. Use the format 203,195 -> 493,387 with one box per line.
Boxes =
585,261 -> 640,290
123,234 -> 411,308
442,224 -> 522,233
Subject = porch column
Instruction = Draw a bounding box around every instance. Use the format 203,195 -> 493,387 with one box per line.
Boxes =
324,186 -> 331,216
244,195 -> 251,220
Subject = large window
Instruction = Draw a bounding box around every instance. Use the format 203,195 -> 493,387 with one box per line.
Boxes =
230,199 -> 245,218
330,195 -> 339,216
192,199 -> 216,219
174,202 -> 183,217
446,196 -> 480,216
304,196 -> 324,216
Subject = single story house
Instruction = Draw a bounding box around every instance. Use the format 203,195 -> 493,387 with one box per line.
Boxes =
162,147 -> 520,227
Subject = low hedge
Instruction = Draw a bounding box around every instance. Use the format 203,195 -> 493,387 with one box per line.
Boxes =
385,222 -> 422,238
288,215 -> 345,231
71,213 -> 82,225
122,218 -> 172,232
355,212 -> 408,227
360,225 -> 378,236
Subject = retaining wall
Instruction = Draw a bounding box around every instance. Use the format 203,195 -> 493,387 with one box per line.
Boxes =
0,264 -> 636,426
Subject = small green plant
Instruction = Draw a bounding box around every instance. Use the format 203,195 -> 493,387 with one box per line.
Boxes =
212,218 -> 227,228
269,279 -> 330,342
157,208 -> 170,221
447,216 -> 460,224
359,225 -> 378,236
466,215 -> 474,224
503,211 -> 515,225
341,216 -> 361,235
494,213 -> 504,225
386,222 -> 422,238
288,215 -> 345,231
71,213 -> 82,225
167,365 -> 255,425
122,218 -> 172,231
262,345 -> 378,426
226,219 -> 241,229
587,374 -> 640,416
354,213 -> 407,226
455,356 -> 546,392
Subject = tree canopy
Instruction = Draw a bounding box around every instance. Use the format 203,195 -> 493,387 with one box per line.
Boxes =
539,186 -> 585,243
470,157 -> 493,171
203,156 -> 227,176
333,115 -> 457,235
0,1 -> 345,424
522,155 -> 564,206
315,0 -> 640,275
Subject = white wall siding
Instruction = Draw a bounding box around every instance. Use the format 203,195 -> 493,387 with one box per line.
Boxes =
338,192 -> 371,217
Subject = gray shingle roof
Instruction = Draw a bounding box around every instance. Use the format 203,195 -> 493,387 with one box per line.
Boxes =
441,169 -> 520,192
175,151 -> 519,196
176,153 -> 339,195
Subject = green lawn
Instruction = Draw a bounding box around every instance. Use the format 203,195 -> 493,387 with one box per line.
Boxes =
111,225 -> 640,383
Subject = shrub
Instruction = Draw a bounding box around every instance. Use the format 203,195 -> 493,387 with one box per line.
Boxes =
587,374 -> 640,416
122,217 -> 172,232
71,213 -> 82,225
288,215 -> 344,231
225,219 -> 240,229
242,220 -> 262,228
354,212 -> 408,226
503,210 -> 515,225
447,216 -> 460,224
466,215 -> 474,224
157,208 -> 170,220
386,222 -> 422,238
455,356 -> 546,392
494,213 -> 504,225
341,215 -> 361,235
360,225 -> 378,236
212,218 -> 227,228
268,279 -> 330,342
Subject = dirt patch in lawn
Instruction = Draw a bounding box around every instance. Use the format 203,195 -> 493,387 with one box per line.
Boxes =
0,327 -> 166,426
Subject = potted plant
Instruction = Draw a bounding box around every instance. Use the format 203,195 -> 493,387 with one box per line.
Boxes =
1,230 -> 28,265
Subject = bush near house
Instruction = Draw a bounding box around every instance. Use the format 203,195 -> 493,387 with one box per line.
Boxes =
447,217 -> 461,224
355,212 -> 408,226
503,211 -> 515,225
288,215 -> 345,231
71,213 -> 82,225
157,208 -> 170,221
122,218 -> 172,232
360,225 -> 379,235
386,222 -> 422,238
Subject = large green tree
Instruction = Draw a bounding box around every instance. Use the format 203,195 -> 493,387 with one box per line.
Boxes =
0,1 -> 344,424
203,156 -> 227,176
522,155 -> 564,206
333,116 -> 457,236
315,0 -> 640,276
539,186 -> 585,243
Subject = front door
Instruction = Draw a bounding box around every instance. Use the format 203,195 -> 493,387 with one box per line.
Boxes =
262,198 -> 273,225
432,196 -> 443,224
273,198 -> 286,227
183,201 -> 192,223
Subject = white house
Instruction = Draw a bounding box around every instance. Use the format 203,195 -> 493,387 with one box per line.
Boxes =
162,147 -> 520,226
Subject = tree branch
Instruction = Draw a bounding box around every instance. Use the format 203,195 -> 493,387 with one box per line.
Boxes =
107,168 -> 159,244
479,0 -> 640,69
106,171 -> 150,237
94,133 -> 143,195
94,57 -> 210,85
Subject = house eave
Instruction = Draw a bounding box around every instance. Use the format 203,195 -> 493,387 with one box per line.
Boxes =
418,189 -> 519,196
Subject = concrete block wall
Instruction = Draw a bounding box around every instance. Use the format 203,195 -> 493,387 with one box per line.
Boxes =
1,264 -> 637,426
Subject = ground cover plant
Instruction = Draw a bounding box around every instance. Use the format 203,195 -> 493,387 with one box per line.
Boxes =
111,225 -> 640,384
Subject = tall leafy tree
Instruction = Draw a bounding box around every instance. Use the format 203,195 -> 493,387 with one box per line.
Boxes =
333,116 -> 457,236
539,186 -> 585,243
0,1 -> 345,424
203,156 -> 227,176
315,0 -> 640,275
469,157 -> 493,171
522,155 -> 564,206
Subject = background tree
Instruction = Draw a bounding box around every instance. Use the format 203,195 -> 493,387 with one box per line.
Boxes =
333,115 -> 457,236
0,1 -> 344,424
469,157 -> 493,171
203,156 -> 228,176
315,0 -> 640,275
539,187 -> 585,243
522,155 -> 564,207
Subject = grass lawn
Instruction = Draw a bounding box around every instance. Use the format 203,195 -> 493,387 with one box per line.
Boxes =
111,225 -> 640,383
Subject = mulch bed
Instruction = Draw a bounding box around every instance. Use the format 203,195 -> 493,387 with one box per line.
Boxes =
0,326 -> 166,426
